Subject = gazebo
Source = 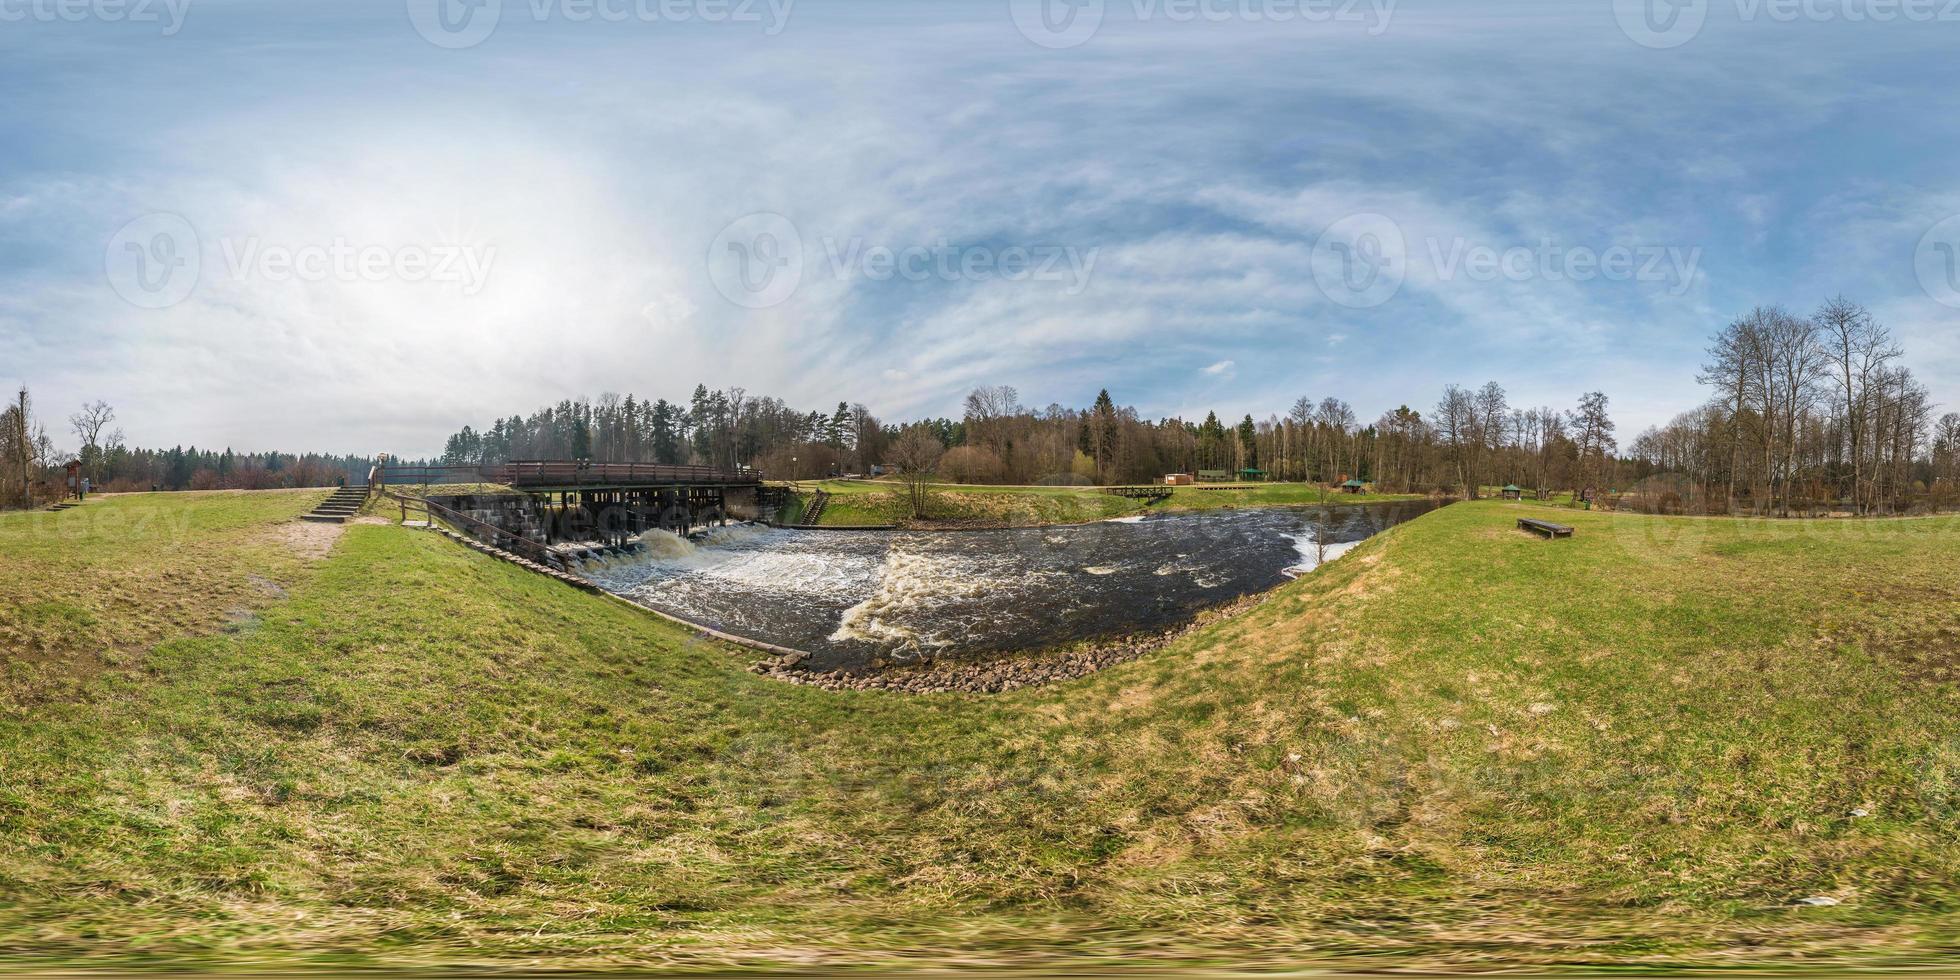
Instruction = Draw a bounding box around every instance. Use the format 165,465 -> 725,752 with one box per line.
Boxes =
1340,478 -> 1366,494
1502,484 -> 1524,500
1238,468 -> 1267,482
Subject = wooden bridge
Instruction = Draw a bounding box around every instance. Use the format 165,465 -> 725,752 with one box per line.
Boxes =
378,460 -> 761,490
376,460 -> 785,548
1103,485 -> 1174,503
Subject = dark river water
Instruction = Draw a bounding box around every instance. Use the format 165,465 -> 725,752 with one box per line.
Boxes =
581,500 -> 1442,672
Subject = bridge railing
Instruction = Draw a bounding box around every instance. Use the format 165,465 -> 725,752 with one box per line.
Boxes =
377,460 -> 757,488
500,460 -> 753,487
376,486 -> 562,567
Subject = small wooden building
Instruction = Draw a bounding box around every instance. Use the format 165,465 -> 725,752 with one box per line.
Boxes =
1164,473 -> 1194,486
1502,484 -> 1524,500
1239,468 -> 1267,482
1340,478 -> 1366,494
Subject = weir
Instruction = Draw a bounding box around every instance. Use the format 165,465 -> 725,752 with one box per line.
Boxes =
378,460 -> 785,549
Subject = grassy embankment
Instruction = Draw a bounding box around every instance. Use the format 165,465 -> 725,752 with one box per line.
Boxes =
2,491 -> 1958,972
805,478 -> 1424,527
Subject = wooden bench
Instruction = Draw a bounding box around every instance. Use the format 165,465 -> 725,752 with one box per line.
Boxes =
1518,517 -> 1574,539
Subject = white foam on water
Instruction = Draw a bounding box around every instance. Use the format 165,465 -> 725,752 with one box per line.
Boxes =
689,550 -> 867,595
1282,533 -> 1361,577
633,528 -> 697,558
828,548 -> 1061,654
696,523 -> 769,548
830,550 -> 977,652
1083,565 -> 1119,575
1104,514 -> 1148,523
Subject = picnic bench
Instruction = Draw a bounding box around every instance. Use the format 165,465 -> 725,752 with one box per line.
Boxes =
1518,517 -> 1574,539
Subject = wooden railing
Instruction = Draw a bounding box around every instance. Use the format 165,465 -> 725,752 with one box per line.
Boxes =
376,460 -> 758,488
376,486 -> 561,567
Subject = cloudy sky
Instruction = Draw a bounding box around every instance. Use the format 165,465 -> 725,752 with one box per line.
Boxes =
3,0 -> 1959,457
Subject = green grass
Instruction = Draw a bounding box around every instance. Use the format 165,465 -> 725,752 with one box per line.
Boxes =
1158,481 -> 1426,512
807,479 -> 1141,526
805,479 -> 1425,527
2,492 -> 1958,971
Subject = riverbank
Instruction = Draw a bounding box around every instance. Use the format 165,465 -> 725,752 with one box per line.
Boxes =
803,478 -> 1431,528
3,491 -> 1958,972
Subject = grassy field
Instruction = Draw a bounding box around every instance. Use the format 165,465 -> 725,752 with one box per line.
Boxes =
2,491 -> 1958,972
804,479 -> 1425,526
1159,482 -> 1428,512
806,479 -> 1140,526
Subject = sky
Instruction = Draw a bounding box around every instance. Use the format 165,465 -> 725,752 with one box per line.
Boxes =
3,0 -> 1960,458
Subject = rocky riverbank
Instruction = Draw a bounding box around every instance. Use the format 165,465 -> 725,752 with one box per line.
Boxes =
749,592 -> 1265,694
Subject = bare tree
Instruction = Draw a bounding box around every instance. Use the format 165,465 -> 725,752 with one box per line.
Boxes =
888,425 -> 945,519
69,400 -> 115,482
1475,382 -> 1509,491
1813,296 -> 1898,514
1436,384 -> 1475,497
1570,391 -> 1616,502
11,387 -> 30,509
1701,313 -> 1761,511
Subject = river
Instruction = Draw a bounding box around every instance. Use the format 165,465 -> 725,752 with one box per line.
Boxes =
580,499 -> 1442,672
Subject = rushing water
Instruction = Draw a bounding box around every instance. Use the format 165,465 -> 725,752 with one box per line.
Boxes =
582,500 -> 1442,672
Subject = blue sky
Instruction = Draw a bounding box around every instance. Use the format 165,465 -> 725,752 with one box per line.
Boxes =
4,0 -> 1959,457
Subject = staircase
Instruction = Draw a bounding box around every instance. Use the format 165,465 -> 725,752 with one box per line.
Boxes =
798,489 -> 831,527
301,484 -> 369,523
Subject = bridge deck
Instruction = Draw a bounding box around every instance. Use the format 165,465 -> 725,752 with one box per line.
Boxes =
381,460 -> 759,489
1103,485 -> 1174,501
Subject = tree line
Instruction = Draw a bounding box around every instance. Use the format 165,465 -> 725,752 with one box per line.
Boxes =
427,380 -> 1631,498
437,386 -> 890,481
3,389 -> 379,509
1630,297 -> 1953,515
10,292 -> 1954,514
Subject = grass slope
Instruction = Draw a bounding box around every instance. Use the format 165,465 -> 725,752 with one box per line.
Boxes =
2,493 -> 1958,971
